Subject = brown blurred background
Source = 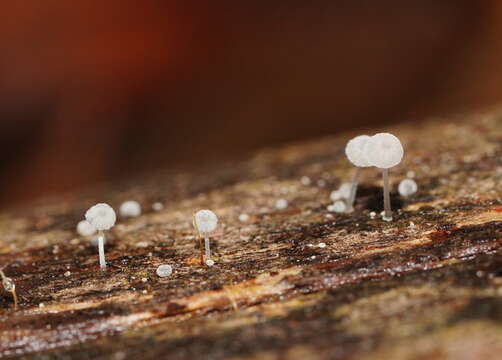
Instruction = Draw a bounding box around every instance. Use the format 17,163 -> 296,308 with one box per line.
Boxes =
1,1 -> 502,207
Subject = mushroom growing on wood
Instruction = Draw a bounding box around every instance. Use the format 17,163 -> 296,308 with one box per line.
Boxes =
344,135 -> 372,212
193,210 -> 218,266
85,203 -> 116,269
364,133 -> 404,221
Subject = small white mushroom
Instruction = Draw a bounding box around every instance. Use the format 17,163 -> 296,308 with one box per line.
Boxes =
85,203 -> 116,269
364,133 -> 404,221
398,178 -> 418,197
152,202 -> 164,211
194,210 -> 218,266
344,135 -> 372,212
119,200 -> 142,217
76,220 -> 96,237
275,199 -> 288,210
239,213 -> 250,222
156,264 -> 173,277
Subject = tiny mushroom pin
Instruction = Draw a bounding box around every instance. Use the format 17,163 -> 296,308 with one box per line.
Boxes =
0,266 -> 18,310
364,133 -> 404,221
119,200 -> 142,218
85,203 -> 116,269
398,178 -> 418,197
193,210 -> 218,266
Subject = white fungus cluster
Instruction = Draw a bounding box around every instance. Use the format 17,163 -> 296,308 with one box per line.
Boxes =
156,264 -> 173,278
194,210 -> 218,233
77,220 -> 96,237
398,178 -> 418,197
85,203 -> 116,231
330,183 -> 351,201
119,200 -> 142,217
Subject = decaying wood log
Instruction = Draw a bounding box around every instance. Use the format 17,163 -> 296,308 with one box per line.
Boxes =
0,111 -> 501,359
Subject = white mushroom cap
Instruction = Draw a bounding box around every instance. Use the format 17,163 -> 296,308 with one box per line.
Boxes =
119,200 -> 142,217
345,135 -> 371,167
364,133 -> 404,169
85,203 -> 116,231
398,178 -> 418,197
76,220 -> 96,237
194,209 -> 218,233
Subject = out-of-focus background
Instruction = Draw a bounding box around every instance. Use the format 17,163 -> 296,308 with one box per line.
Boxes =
1,0 -> 502,207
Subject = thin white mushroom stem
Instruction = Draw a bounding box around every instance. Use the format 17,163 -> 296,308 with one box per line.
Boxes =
346,167 -> 361,212
98,230 -> 107,269
382,169 -> 393,221
204,234 -> 211,261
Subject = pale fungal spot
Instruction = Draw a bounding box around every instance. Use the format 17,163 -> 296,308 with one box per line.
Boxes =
300,176 -> 311,186
152,202 -> 164,211
239,213 -> 250,222
141,278 -> 148,283
409,221 -> 416,228
327,204 -> 335,212
275,199 -> 288,210
205,259 -> 215,267
406,170 -> 416,178
338,183 -> 352,199
398,178 -> 418,197
332,200 -> 347,213
76,220 -> 96,237
318,242 -> 326,248
369,211 -> 376,219
156,264 -> 173,277
64,271 -> 71,277
120,200 -> 142,218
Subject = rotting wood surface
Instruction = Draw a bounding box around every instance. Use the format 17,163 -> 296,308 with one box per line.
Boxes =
0,111 -> 501,359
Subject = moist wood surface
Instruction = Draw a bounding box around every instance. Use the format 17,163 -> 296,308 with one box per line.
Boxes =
0,111 -> 501,359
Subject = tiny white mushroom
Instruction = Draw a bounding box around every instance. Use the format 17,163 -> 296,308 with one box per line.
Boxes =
156,264 -> 173,277
152,202 -> 164,211
275,199 -> 288,210
364,133 -> 404,221
338,183 -> 352,199
345,135 -> 372,212
85,203 -> 116,269
194,210 -> 218,266
398,178 -> 418,197
76,220 -> 96,237
119,200 -> 142,217
239,213 -> 250,222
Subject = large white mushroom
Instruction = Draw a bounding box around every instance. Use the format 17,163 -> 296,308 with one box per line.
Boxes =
364,133 -> 404,221
344,135 -> 372,212
193,210 -> 218,266
85,203 -> 116,269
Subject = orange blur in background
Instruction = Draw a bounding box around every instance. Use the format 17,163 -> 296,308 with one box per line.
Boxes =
1,1 -> 502,207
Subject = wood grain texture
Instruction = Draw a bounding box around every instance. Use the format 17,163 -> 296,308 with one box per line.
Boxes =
0,110 -> 501,359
